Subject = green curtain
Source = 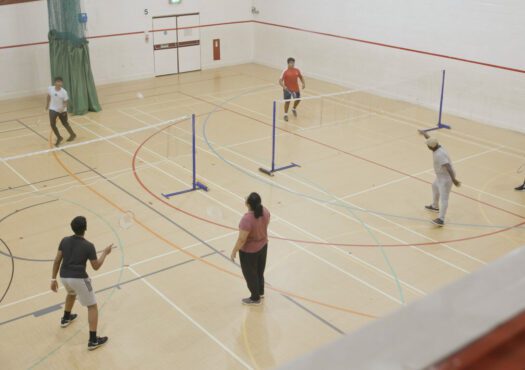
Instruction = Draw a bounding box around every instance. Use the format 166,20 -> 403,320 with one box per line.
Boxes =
47,0 -> 101,115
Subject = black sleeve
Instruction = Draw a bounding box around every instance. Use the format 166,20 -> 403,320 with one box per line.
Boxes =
58,238 -> 65,251
88,243 -> 97,261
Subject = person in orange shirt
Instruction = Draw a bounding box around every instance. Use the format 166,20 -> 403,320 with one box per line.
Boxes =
279,57 -> 305,122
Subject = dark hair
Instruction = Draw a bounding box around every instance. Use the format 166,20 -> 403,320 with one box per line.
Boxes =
246,192 -> 263,219
287,57 -> 295,64
54,77 -> 63,82
71,216 -> 87,235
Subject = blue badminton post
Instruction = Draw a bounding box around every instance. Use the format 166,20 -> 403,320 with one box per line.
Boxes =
423,69 -> 452,133
259,100 -> 300,176
162,114 -> 208,198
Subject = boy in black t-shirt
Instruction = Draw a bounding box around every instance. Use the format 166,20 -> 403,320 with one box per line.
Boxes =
51,216 -> 113,350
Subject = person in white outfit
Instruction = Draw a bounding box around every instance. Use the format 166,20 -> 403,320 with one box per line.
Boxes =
45,77 -> 76,147
418,130 -> 461,226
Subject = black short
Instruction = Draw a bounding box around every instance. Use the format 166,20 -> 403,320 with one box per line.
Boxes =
283,90 -> 300,100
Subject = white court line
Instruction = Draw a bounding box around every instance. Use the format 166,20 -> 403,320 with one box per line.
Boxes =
132,105 -> 482,275
200,88 -> 523,224
82,111 -> 406,304
127,266 -> 253,370
120,108 -> 416,300
124,109 -> 428,298
140,83 -> 275,114
0,132 -> 36,142
208,116 -> 486,267
248,75 -> 525,158
0,117 -> 188,162
340,147 -> 502,200
2,161 -> 39,192
132,103 -> 483,269
0,231 -> 237,310
0,157 -> 171,205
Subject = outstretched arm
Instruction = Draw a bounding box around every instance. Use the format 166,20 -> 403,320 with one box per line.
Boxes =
89,244 -> 114,271
418,129 -> 430,139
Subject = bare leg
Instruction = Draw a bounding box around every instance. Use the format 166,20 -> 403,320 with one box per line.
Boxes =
284,101 -> 290,114
64,294 -> 76,312
88,304 -> 98,332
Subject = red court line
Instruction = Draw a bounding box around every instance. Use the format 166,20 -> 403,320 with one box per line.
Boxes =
1,19 -> 523,75
131,109 -> 525,248
178,91 -> 525,221
253,20 -> 525,74
0,20 -> 252,48
0,40 -> 47,50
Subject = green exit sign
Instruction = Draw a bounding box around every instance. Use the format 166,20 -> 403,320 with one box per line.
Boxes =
169,0 -> 182,3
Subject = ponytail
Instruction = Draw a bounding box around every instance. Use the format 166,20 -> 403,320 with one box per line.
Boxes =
247,192 -> 264,219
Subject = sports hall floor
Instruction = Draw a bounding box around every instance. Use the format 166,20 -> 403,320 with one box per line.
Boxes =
0,64 -> 524,369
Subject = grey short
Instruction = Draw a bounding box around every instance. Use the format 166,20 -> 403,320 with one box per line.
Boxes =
61,277 -> 97,306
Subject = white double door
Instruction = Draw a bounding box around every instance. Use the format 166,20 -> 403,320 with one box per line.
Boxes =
153,13 -> 201,76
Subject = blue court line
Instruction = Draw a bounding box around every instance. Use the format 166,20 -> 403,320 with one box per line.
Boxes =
195,88 -> 524,232
198,87 -> 405,304
23,195 -> 126,370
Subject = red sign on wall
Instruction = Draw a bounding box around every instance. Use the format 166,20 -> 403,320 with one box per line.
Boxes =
213,39 -> 221,61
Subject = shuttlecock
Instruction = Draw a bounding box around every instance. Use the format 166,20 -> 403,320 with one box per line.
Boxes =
136,92 -> 144,99
119,211 -> 135,229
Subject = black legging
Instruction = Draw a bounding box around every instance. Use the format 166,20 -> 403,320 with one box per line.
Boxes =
49,110 -> 75,138
239,244 -> 267,301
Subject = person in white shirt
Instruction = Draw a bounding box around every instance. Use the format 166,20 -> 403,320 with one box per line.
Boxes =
419,130 -> 461,226
45,77 -> 76,146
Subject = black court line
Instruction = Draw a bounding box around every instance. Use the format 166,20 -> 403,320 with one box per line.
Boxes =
0,126 -> 26,134
0,73 -> 245,120
0,199 -> 59,263
0,239 -> 15,304
17,118 -> 345,335
0,250 -> 219,326
0,169 -> 93,193
0,198 -> 111,263
33,304 -> 62,317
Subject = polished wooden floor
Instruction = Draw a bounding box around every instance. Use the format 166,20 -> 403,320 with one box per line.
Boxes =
0,64 -> 524,370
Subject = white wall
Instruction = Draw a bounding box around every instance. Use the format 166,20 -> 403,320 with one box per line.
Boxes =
252,0 -> 525,133
1,0 -> 524,132
0,1 -> 50,98
0,0 -> 253,99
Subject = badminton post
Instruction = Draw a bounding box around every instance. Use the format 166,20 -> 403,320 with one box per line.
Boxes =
162,114 -> 208,198
259,100 -> 300,176
422,69 -> 452,133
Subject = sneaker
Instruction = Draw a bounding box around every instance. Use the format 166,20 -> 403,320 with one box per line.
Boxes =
67,133 -> 77,142
425,205 -> 439,213
241,298 -> 261,306
515,184 -> 525,191
60,314 -> 78,328
432,218 -> 444,227
55,137 -> 63,147
292,109 -> 297,117
283,115 -> 289,122
88,336 -> 109,351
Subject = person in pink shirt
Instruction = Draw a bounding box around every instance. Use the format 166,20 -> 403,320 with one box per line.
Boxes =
230,192 -> 271,305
